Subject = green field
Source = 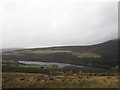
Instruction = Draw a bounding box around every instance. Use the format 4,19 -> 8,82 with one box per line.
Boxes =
3,64 -> 60,69
3,50 -> 72,55
3,50 -> 102,59
17,65 -> 60,69
72,52 -> 101,58
2,60 -> 60,69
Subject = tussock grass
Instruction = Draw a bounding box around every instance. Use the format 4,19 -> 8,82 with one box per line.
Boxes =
2,72 -> 119,88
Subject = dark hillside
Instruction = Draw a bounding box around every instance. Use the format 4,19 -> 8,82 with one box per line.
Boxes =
2,39 -> 118,69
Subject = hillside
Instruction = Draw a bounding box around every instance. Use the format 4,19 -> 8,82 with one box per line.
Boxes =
2,39 -> 118,69
1,48 -> 24,53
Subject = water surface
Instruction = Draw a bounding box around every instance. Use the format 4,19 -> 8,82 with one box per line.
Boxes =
18,61 -> 83,68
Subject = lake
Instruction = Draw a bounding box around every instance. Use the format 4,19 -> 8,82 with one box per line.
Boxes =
18,61 -> 84,68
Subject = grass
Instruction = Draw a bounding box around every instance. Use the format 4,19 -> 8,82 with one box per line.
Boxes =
30,50 -> 72,54
72,52 -> 101,58
2,50 -> 101,59
17,65 -> 60,69
2,60 -> 16,63
3,50 -> 72,55
3,50 -> 102,61
3,63 -> 61,69
2,72 -> 119,88
2,60 -> 61,69
2,53 -> 22,56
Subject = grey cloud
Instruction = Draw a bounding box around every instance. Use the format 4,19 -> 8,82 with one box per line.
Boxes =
1,0 -> 118,48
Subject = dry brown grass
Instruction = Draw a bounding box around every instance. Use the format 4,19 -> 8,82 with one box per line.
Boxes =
2,72 -> 119,88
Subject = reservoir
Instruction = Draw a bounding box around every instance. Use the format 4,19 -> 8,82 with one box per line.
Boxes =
18,61 -> 83,68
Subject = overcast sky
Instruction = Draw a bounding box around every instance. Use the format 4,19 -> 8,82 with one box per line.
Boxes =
1,0 -> 118,48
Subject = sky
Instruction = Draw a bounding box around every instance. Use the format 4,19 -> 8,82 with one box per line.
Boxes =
0,0 -> 118,48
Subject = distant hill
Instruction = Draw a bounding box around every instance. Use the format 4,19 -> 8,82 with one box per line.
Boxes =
28,39 -> 118,54
1,48 -> 24,53
2,39 -> 118,69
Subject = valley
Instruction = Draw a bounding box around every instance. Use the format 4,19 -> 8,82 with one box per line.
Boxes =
1,40 -> 119,88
